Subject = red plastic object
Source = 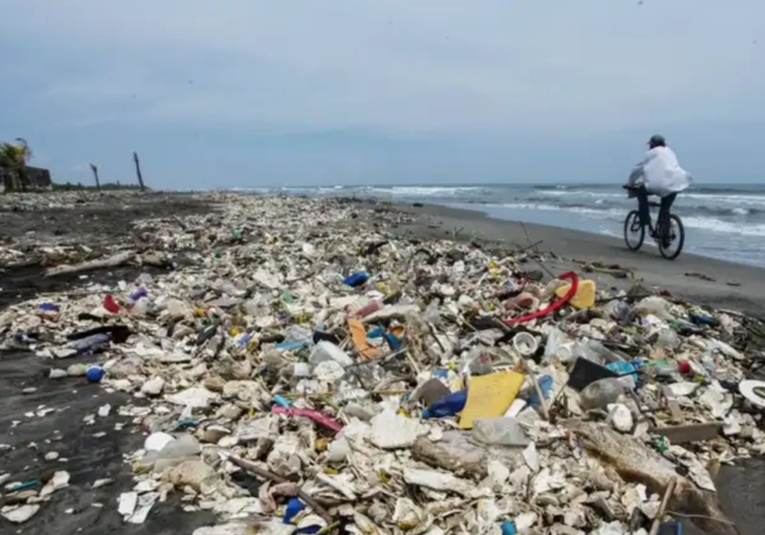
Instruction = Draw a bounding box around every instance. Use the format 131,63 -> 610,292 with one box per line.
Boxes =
678,361 -> 691,375
272,407 -> 343,432
504,272 -> 579,325
104,295 -> 120,314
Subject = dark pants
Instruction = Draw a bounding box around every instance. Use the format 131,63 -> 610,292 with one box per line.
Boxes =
636,185 -> 676,237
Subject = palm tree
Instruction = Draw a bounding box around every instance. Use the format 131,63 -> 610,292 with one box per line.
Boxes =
0,138 -> 32,192
89,163 -> 101,190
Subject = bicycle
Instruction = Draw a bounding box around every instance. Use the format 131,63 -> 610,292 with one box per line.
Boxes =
622,186 -> 685,260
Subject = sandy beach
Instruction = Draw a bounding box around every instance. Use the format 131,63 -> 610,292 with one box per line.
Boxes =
1,191 -> 764,535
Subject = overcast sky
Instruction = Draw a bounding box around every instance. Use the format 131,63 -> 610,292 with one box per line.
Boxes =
1,1 -> 763,188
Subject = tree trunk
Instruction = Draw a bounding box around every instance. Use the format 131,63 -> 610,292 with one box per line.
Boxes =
132,151 -> 146,192
8,170 -> 20,191
18,166 -> 27,192
2,171 -> 12,193
89,163 -> 100,190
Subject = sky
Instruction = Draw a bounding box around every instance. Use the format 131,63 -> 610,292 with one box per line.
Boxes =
1,1 -> 764,189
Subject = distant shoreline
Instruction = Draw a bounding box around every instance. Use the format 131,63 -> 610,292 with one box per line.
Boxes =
387,200 -> 765,317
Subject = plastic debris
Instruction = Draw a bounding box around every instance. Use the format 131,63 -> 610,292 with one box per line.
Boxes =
1,192 -> 761,535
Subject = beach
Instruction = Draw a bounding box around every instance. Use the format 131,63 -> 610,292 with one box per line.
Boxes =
1,191 -> 764,535
394,202 -> 765,318
1,193 -> 219,535
285,183 -> 765,269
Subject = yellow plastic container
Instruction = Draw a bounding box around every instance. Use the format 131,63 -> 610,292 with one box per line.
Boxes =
459,371 -> 525,429
555,279 -> 596,309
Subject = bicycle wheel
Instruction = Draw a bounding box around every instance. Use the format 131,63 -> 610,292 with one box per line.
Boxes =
623,210 -> 645,251
659,214 -> 685,260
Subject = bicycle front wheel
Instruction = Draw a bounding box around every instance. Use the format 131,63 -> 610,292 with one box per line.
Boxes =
659,214 -> 685,260
624,210 -> 645,251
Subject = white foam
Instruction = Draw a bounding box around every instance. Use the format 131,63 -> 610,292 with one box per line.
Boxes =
681,216 -> 765,237
372,186 -> 482,197
499,202 -> 623,220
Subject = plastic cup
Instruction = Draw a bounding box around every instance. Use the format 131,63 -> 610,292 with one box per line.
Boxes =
513,332 -> 538,356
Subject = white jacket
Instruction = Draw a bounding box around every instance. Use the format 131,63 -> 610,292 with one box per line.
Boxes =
627,146 -> 692,198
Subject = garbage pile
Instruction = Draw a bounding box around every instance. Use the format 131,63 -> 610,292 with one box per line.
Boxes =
2,193 -> 765,535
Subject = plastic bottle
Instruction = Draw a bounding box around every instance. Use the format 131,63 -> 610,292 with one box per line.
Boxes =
544,328 -> 569,360
421,390 -> 467,418
655,328 -> 680,350
603,300 -> 632,322
128,288 -> 148,302
572,341 -> 603,365
285,325 -> 313,344
590,339 -> 625,363
38,303 -> 60,320
353,299 -> 383,318
309,341 -> 354,368
343,272 -> 369,287
472,417 -> 530,446
701,354 -> 717,376
132,298 -> 151,316
580,378 -> 625,410
332,388 -> 369,405
152,434 -> 202,472
103,295 -> 120,314
634,296 -> 674,321
646,359 -> 691,378
279,362 -> 312,380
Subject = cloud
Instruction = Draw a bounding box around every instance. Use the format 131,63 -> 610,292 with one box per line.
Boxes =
4,0 -> 764,134
1,0 -> 764,187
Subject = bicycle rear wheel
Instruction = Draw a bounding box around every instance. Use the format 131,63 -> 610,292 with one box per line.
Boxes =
659,214 -> 685,260
624,210 -> 645,251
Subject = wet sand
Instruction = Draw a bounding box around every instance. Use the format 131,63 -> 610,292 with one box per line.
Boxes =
1,193 -> 764,535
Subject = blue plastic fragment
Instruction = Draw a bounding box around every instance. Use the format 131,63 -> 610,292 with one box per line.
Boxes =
500,520 -> 517,535
343,272 -> 369,287
528,375 -> 553,407
283,497 -> 305,524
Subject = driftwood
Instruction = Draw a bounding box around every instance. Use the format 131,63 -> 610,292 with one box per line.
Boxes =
649,478 -> 677,535
227,455 -> 332,523
44,251 -> 134,278
139,252 -> 172,269
565,420 -> 738,535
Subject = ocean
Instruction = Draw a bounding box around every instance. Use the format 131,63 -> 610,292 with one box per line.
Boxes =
265,183 -> 765,268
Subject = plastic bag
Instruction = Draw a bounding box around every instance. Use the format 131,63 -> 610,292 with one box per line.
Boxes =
580,378 -> 625,410
472,417 -> 530,446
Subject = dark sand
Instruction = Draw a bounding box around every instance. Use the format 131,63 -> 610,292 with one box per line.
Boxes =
1,194 -> 763,535
1,193 -> 218,534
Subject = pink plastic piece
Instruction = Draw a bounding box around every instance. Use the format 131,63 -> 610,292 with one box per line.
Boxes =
271,407 -> 343,432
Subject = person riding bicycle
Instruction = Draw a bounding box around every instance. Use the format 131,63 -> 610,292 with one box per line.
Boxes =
625,134 -> 692,245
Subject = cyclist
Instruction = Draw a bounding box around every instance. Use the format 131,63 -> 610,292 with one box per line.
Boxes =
625,134 -> 692,245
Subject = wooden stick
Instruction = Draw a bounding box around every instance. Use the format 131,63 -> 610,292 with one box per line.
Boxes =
227,455 -> 333,523
528,370 -> 550,420
44,251 -> 134,278
649,478 -> 677,535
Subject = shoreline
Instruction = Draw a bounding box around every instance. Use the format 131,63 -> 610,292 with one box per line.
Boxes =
390,201 -> 765,317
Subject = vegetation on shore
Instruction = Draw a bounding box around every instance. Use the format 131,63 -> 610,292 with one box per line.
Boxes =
51,181 -> 145,192
0,138 -> 32,192
2,137 -> 149,193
